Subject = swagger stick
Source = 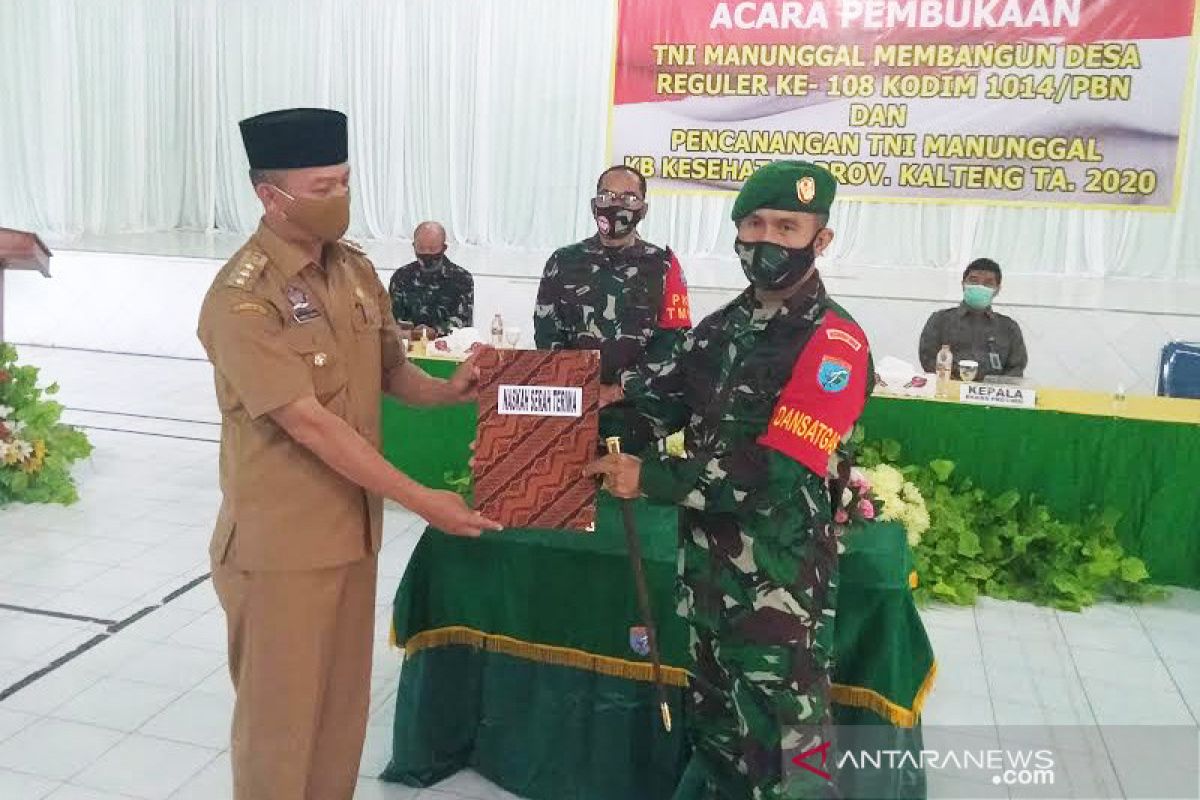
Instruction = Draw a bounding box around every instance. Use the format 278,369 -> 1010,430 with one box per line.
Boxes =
605,436 -> 672,733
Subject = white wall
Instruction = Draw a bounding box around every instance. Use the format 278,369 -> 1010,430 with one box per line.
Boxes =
6,240 -> 1200,396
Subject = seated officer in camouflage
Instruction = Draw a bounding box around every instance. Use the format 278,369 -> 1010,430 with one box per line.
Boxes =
587,161 -> 873,800
388,220 -> 475,339
197,108 -> 499,800
534,165 -> 691,452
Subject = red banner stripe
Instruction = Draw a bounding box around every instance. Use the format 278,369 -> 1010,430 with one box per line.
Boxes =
615,0 -> 1197,105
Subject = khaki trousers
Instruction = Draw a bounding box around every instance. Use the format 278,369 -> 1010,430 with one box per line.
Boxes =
213,555 -> 377,800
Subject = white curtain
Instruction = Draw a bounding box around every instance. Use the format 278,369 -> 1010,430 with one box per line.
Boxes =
1,0 -> 1198,281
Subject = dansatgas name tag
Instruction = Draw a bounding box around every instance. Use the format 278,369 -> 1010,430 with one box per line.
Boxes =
498,385 -> 583,417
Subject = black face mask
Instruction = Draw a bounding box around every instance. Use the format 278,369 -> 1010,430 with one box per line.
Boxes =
592,203 -> 644,240
416,252 -> 445,268
734,232 -> 821,291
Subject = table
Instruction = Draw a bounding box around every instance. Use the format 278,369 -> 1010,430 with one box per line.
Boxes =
383,358 -> 1200,589
382,501 -> 934,800
0,228 -> 52,342
861,393 -> 1200,590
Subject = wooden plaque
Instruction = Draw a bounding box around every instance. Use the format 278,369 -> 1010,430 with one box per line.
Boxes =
473,349 -> 600,531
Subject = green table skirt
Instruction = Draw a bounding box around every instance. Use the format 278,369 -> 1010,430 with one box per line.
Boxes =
383,649 -> 928,800
384,502 -> 934,799
385,648 -> 691,799
390,500 -> 935,724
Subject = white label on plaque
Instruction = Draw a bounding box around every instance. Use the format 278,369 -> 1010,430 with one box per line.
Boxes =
959,383 -> 1037,409
498,385 -> 583,417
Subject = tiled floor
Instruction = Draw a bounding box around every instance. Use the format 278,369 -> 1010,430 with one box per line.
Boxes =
1,345 -> 1197,799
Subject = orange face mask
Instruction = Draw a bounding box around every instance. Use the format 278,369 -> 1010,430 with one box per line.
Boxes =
274,187 -> 350,242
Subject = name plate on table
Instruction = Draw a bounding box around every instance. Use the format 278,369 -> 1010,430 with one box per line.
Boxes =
959,383 -> 1037,409
473,350 -> 600,532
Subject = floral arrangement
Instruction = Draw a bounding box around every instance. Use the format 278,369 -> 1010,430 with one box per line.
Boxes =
862,464 -> 931,546
835,463 -> 931,547
855,434 -> 1160,610
0,344 -> 93,506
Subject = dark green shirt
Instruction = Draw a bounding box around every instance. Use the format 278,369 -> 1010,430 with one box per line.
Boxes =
534,235 -> 691,453
533,235 -> 685,389
919,305 -> 1027,378
388,257 -> 474,336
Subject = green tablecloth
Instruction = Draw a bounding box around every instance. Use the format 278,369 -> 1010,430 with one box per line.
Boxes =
381,358 -> 473,491
860,398 -> 1200,589
383,359 -> 1200,589
383,500 -> 934,799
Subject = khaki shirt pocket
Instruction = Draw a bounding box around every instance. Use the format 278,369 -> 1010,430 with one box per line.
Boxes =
284,328 -> 349,408
351,298 -> 384,335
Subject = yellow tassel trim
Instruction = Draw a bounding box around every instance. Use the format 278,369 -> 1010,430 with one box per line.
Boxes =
831,660 -> 937,728
400,625 -> 937,726
403,625 -> 689,688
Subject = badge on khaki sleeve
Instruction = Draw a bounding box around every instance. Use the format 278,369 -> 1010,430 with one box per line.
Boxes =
758,311 -> 871,475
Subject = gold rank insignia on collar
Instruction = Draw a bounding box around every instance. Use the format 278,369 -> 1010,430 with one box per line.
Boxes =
226,249 -> 269,290
340,238 -> 366,256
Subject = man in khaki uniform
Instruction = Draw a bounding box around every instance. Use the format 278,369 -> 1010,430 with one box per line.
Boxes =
197,108 -> 500,800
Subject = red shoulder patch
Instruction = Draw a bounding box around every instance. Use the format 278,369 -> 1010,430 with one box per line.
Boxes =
658,249 -> 692,330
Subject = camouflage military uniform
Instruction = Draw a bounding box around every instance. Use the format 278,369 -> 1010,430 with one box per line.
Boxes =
534,235 -> 690,451
388,257 -> 474,335
630,279 -> 873,800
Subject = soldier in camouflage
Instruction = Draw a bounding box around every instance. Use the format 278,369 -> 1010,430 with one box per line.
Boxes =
587,162 -> 874,799
388,221 -> 474,338
534,165 -> 691,452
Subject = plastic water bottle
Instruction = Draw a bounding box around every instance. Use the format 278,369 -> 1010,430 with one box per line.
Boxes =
936,345 -> 954,398
491,313 -> 504,348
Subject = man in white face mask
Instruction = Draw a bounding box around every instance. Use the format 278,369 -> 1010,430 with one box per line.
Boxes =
197,107 -> 500,800
918,257 -> 1028,379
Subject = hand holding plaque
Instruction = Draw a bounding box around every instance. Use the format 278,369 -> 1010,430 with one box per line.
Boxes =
471,349 -> 600,531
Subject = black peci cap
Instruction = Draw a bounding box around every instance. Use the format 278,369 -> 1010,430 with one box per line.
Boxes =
239,108 -> 348,170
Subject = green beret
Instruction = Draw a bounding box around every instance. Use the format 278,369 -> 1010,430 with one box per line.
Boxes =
731,160 -> 837,221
